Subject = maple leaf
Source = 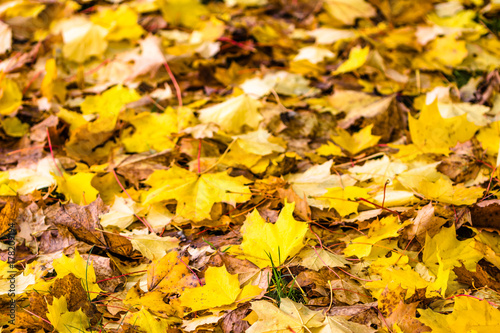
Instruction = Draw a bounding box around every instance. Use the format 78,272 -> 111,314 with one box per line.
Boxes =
120,111 -> 177,153
126,35 -> 166,80
235,201 -> 308,268
294,46 -> 335,64
365,263 -> 448,300
323,0 -> 376,26
56,17 -> 109,63
126,307 -> 171,333
317,141 -> 343,157
0,75 -> 22,115
46,296 -> 90,333
52,250 -> 102,298
127,231 -> 179,260
326,90 -> 394,128
418,296 -> 500,333
1,116 -> 28,137
55,172 -> 99,205
41,58 -> 66,102
295,248 -> 348,271
321,186 -> 371,217
344,216 -> 411,258
142,165 -> 252,221
477,120 -> 500,156
147,250 -> 199,294
247,298 -> 324,333
413,34 -> 468,73
287,160 -> 356,209
413,177 -> 484,205
99,196 -> 140,230
198,94 -> 263,134
125,287 -> 184,318
179,265 -> 262,312
222,129 -> 286,169
157,0 -> 209,28
331,124 -> 381,156
80,84 -> 141,133
348,155 -> 407,183
409,100 -> 479,155
90,5 -> 144,41
422,226 -> 483,275
333,46 -> 370,75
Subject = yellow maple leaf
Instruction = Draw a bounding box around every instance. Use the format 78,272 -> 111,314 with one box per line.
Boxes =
409,100 -> 479,155
287,160 -> 357,209
331,124 -> 381,156
321,186 -> 371,217
247,298 -> 324,333
55,172 -> 99,205
366,265 -> 431,300
316,141 -> 343,157
52,250 -> 102,298
198,94 -> 263,134
46,296 -> 90,333
124,287 -> 184,318
157,0 -> 209,29
41,58 -> 66,102
477,120 -> 500,156
80,85 -> 141,133
344,216 -> 411,258
126,307 -> 171,333
235,201 -> 308,268
179,265 -> 261,312
418,296 -> 500,333
91,5 -> 144,41
60,17 -> 108,63
414,177 -> 484,206
57,108 -> 87,132
147,250 -> 199,294
413,34 -> 468,74
143,165 -> 252,221
128,233 -> 179,261
1,117 -> 29,137
422,226 -> 483,275
222,129 -> 285,168
0,75 -> 22,115
295,248 -> 348,271
333,46 -> 370,75
323,0 -> 376,26
121,111 -> 177,153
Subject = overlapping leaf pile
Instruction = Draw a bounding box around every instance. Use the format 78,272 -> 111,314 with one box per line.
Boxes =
1,0 -> 500,332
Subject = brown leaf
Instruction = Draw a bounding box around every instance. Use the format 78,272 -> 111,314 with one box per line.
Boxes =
386,301 -> 430,333
454,263 -> 500,291
50,273 -> 100,324
45,197 -> 133,256
406,203 -> 447,244
147,251 -> 199,293
81,254 -> 126,293
220,303 -> 251,333
277,187 -> 311,220
0,196 -> 19,238
470,200 -> 500,233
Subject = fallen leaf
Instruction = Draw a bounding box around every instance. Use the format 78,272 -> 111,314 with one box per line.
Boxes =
198,94 -> 263,134
143,165 -> 252,221
236,201 -> 308,268
247,298 -> 324,333
179,265 -> 262,312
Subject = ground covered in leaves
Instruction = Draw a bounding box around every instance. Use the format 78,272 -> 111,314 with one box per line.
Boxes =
1,0 -> 500,332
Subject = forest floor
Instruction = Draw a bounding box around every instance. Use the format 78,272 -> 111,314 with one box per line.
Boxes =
2,0 -> 500,332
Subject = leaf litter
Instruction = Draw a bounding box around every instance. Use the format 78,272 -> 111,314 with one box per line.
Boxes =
1,0 -> 500,332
